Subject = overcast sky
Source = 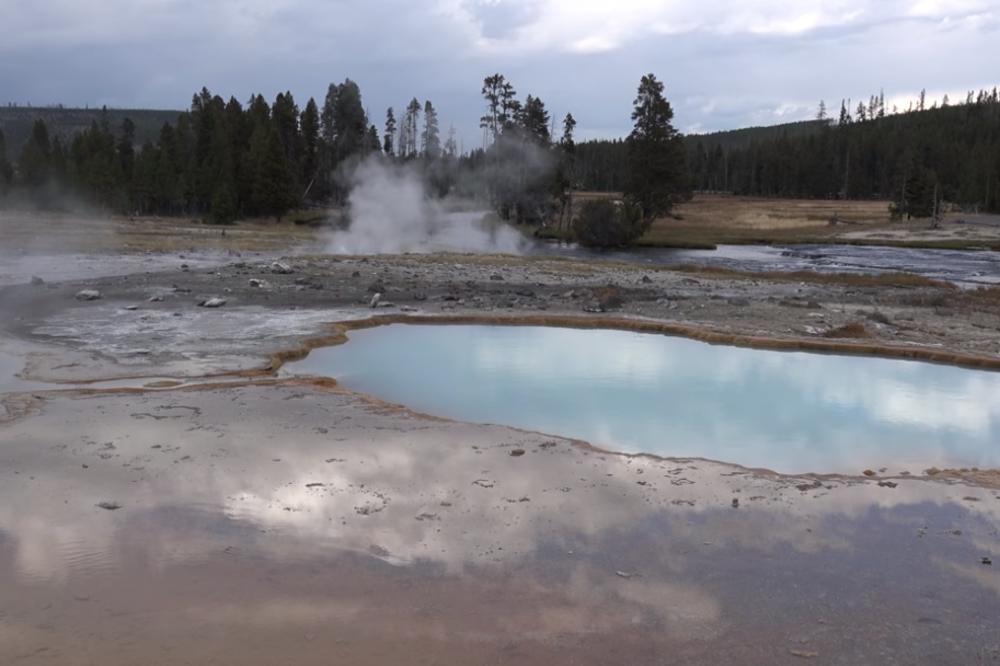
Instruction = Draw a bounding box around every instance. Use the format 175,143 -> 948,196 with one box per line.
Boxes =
2,1 -> 998,143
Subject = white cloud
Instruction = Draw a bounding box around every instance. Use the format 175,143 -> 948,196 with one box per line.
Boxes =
2,0 -> 998,139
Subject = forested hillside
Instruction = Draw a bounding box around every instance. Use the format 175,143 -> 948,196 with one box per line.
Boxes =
690,92 -> 1000,215
0,106 -> 180,157
4,83 -> 998,223
571,91 -> 1000,216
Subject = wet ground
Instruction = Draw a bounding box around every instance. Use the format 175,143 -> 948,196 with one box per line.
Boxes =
539,243 -> 1000,288
1,220 -> 999,663
1,384 -> 998,665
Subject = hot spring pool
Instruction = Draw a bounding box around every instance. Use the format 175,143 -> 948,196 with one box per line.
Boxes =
285,324 -> 1000,474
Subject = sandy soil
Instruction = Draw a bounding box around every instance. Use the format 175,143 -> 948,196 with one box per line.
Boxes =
1,218 -> 999,663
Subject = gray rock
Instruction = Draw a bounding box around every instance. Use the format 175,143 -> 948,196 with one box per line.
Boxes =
75,289 -> 102,301
270,261 -> 294,274
248,278 -> 270,288
30,275 -> 44,286
198,297 -> 228,308
369,292 -> 382,308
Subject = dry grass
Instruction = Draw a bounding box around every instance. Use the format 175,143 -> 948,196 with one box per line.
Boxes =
630,194 -> 1000,250
674,194 -> 891,230
0,209 -> 319,254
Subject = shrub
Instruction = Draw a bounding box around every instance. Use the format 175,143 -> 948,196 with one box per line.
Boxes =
572,198 -> 649,248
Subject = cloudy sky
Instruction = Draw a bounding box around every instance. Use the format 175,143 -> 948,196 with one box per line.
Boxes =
2,0 -> 998,143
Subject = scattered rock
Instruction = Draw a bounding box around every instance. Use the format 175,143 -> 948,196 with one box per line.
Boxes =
75,289 -> 102,301
877,480 -> 898,488
594,285 -> 624,310
641,275 -> 652,284
615,570 -> 637,579
490,273 -> 504,281
982,557 -> 993,566
248,278 -> 270,288
369,292 -> 382,308
368,280 -> 385,293
862,469 -> 876,477
270,261 -> 294,274
30,275 -> 44,286
509,448 -> 525,457
148,295 -> 163,302
96,501 -> 122,511
796,480 -> 823,492
198,297 -> 227,308
731,498 -> 740,508
789,650 -> 819,659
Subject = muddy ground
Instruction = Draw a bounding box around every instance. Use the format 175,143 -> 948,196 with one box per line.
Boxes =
3,251 -> 1000,384
1,223 -> 1000,663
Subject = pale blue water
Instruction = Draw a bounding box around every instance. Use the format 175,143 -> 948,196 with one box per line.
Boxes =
286,324 -> 1000,474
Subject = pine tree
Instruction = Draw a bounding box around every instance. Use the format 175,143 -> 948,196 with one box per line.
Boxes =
519,95 -> 550,145
248,124 -> 296,220
0,128 -> 13,193
367,125 -> 381,154
444,125 -> 458,157
383,107 -> 396,157
561,113 -> 577,149
300,98 -> 320,196
480,74 -> 506,143
624,74 -> 688,220
331,79 -> 367,162
421,101 -> 440,159
404,98 -> 421,158
817,100 -> 827,121
272,91 -> 301,173
18,119 -> 52,188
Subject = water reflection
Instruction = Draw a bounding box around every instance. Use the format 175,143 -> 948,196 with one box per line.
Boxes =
1,385 -> 998,663
288,324 -> 1000,474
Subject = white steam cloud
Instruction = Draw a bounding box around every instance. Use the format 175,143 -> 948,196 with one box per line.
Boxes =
325,158 -> 528,255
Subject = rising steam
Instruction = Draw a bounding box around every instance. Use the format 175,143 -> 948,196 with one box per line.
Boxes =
324,157 -> 528,255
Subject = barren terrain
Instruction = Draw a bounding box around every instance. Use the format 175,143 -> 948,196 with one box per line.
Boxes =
1,210 -> 999,664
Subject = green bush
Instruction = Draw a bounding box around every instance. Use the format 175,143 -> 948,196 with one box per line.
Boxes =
572,198 -> 649,247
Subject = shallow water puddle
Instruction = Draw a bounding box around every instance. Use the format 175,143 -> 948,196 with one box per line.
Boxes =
286,324 -> 1000,474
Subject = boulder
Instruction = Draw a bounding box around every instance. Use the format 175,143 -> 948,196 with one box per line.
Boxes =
75,289 -> 102,301
198,297 -> 228,308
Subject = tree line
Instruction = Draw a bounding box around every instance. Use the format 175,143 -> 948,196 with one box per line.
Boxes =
0,72 -> 687,244
688,88 -> 1000,216
0,81 -> 465,222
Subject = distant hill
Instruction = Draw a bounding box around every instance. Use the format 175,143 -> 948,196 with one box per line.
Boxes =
684,119 -> 828,151
0,106 -> 183,155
